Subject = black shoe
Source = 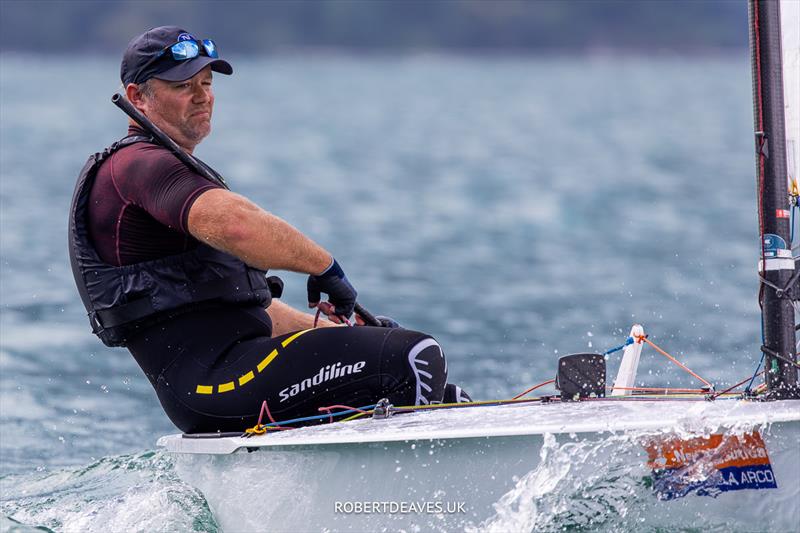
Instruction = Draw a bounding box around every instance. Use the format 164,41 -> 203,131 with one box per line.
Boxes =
443,383 -> 472,403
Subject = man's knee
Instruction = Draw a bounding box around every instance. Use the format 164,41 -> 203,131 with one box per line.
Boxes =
382,329 -> 447,406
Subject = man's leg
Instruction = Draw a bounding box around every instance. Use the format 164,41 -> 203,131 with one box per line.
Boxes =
261,326 -> 448,417
156,326 -> 448,433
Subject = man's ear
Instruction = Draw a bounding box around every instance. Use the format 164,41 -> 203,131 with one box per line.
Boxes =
125,83 -> 147,113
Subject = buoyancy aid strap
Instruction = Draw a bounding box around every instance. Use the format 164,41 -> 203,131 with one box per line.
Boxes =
103,135 -> 152,157
92,269 -> 264,329
95,297 -> 154,328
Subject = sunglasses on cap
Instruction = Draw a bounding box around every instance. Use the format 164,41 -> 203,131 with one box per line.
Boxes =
132,38 -> 219,85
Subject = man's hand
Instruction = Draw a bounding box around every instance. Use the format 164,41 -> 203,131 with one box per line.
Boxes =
307,258 -> 357,319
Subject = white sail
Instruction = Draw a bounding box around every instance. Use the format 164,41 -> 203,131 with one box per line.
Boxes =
783,0 -> 800,191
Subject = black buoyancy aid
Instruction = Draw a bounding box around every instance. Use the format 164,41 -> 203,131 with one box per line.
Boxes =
69,135 -> 280,347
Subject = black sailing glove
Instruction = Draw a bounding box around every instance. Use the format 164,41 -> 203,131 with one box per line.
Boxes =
307,258 -> 357,319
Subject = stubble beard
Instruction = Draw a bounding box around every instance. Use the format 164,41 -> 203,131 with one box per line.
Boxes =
178,119 -> 210,147
150,97 -> 211,149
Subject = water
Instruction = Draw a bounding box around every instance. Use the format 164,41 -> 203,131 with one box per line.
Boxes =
0,54 -> 772,531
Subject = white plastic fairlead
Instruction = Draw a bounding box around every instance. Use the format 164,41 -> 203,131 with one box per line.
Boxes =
611,324 -> 645,396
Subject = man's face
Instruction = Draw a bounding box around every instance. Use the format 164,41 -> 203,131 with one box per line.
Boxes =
136,66 -> 215,151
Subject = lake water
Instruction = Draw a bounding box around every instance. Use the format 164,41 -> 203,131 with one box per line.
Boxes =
0,54 -> 773,531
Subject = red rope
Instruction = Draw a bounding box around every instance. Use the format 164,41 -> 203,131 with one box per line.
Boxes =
753,0 -> 767,270
313,307 -> 353,328
250,399 -> 294,432
318,404 -> 371,414
257,399 -> 278,426
512,379 -> 556,400
637,336 -> 713,389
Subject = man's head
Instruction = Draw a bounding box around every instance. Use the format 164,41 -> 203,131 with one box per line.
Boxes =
121,26 -> 232,152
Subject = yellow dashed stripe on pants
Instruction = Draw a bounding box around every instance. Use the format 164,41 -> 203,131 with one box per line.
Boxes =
194,328 -> 312,395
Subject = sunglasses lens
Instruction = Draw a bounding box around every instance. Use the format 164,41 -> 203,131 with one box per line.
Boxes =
202,40 -> 219,58
170,41 -> 199,61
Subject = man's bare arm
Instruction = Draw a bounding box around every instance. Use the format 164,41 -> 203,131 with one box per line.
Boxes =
267,300 -> 338,337
187,188 -> 331,274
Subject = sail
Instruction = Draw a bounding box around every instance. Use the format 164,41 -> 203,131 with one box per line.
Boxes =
783,0 -> 799,192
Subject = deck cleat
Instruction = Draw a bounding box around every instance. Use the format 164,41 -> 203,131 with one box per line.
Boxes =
372,398 -> 394,419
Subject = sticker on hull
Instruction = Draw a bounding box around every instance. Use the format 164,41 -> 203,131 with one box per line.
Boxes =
645,431 -> 777,500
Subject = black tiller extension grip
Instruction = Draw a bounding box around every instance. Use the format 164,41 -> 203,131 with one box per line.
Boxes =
354,303 -> 382,327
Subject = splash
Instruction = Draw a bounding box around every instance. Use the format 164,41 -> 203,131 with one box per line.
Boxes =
467,423 -> 796,533
0,451 -> 216,533
469,432 -> 651,532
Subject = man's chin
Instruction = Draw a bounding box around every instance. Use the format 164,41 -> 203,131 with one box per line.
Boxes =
185,125 -> 211,145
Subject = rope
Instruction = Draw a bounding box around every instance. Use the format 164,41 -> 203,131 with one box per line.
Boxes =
323,397 -> 547,424
745,351 -> 766,393
760,344 -> 800,369
711,370 -> 766,400
759,275 -> 784,294
602,336 -> 634,356
239,330 -> 777,435
636,335 -> 714,389
318,404 -> 371,423
258,399 -> 278,426
392,397 -> 542,413
249,403 -> 378,433
244,399 -> 293,435
759,271 -> 800,300
241,371 -> 748,435
313,307 -> 353,328
581,395 -> 717,403
607,386 -> 708,394
319,404 -> 371,414
512,379 -> 556,400
752,0 -> 767,273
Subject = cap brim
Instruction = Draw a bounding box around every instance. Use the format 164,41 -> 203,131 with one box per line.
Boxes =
153,57 -> 233,82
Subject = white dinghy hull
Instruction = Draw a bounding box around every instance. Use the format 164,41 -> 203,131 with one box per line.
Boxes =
159,399 -> 800,532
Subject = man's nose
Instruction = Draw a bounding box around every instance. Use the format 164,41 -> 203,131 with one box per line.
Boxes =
192,83 -> 211,103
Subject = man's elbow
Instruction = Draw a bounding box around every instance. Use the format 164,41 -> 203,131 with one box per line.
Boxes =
218,199 -> 259,247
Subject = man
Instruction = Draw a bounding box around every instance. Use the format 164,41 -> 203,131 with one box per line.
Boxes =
69,26 -> 469,434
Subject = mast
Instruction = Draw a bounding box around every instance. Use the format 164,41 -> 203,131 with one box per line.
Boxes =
748,0 -> 799,399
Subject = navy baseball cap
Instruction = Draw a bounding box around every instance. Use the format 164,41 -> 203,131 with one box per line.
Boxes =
121,26 -> 233,86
